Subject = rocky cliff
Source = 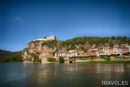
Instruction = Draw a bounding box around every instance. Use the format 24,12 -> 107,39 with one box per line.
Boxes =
22,36 -> 58,63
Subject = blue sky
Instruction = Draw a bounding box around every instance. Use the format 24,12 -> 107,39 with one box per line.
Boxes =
0,0 -> 130,51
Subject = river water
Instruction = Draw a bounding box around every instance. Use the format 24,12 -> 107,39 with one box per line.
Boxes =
0,63 -> 130,87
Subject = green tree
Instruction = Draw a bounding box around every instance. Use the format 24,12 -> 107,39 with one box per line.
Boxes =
59,57 -> 64,63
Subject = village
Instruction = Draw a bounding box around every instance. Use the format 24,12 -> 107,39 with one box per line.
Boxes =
54,43 -> 130,63
22,35 -> 130,63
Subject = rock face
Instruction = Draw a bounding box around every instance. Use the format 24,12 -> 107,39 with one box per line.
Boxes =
22,36 -> 56,63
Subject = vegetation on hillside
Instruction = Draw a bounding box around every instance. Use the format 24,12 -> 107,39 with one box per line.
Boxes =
82,61 -> 130,64
30,36 -> 130,52
0,49 -> 23,63
47,58 -> 57,62
61,36 -> 130,46
60,36 -> 130,51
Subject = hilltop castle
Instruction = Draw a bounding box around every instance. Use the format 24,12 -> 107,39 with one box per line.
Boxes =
33,35 -> 56,41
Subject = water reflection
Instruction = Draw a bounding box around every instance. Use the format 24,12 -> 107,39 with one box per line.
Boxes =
95,64 -> 125,73
0,63 -> 130,87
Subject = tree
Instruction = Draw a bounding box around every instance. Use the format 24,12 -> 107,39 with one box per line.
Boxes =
123,52 -> 130,56
59,57 -> 64,63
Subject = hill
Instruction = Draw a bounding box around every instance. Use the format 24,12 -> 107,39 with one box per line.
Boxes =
0,49 -> 23,63
23,36 -> 130,63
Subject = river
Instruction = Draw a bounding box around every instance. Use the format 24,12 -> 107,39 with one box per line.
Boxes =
0,63 -> 130,87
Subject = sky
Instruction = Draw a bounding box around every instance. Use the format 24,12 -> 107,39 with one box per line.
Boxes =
0,0 -> 130,51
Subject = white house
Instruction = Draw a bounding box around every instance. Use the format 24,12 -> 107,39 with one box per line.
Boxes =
55,50 -> 78,58
113,47 -> 122,55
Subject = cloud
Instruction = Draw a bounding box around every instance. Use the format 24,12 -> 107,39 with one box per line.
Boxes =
14,16 -> 24,22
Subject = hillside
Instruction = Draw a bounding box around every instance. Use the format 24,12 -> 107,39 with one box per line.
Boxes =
23,36 -> 130,63
0,49 -> 22,63
32,36 -> 130,52
59,36 -> 130,50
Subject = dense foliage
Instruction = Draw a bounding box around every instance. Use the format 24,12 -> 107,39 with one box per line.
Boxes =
122,52 -> 130,56
0,49 -> 23,63
59,57 -> 64,63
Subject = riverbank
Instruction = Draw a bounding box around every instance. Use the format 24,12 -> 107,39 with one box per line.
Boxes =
81,60 -> 130,64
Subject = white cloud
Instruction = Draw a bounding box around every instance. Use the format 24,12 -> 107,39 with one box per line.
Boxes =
14,16 -> 24,22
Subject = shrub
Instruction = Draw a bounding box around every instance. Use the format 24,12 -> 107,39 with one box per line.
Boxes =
59,57 -> 64,63
123,52 -> 130,56
105,56 -> 111,61
110,54 -> 120,56
48,58 -> 56,62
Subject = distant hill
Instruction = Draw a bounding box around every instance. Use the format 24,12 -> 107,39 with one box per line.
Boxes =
0,49 -> 22,63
